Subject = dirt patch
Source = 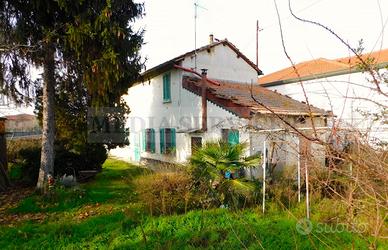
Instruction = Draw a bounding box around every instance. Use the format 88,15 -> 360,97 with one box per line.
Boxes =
0,187 -> 43,225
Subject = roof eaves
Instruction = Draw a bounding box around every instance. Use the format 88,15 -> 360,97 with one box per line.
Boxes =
260,67 -> 359,87
222,40 -> 263,75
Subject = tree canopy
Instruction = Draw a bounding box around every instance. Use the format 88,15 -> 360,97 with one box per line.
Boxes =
0,0 -> 145,190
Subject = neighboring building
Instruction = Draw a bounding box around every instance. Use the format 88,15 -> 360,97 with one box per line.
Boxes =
110,38 -> 329,171
259,49 -> 388,145
5,114 -> 41,138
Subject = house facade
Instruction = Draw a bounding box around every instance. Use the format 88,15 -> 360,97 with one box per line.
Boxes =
259,50 -> 388,146
110,38 -> 329,171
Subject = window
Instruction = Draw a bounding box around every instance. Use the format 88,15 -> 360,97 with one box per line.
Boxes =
142,128 -> 155,153
163,73 -> 171,103
191,137 -> 202,154
160,128 -> 176,154
222,129 -> 239,145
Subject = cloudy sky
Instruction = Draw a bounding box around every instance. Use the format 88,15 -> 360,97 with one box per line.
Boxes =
136,0 -> 388,74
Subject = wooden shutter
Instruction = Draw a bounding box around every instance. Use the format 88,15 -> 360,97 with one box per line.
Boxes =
171,128 -> 176,149
228,130 -> 239,145
142,129 -> 146,151
150,129 -> 155,153
160,128 -> 165,154
163,73 -> 171,102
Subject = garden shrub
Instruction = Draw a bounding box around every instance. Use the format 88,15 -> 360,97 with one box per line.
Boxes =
7,139 -> 41,185
134,172 -> 192,215
6,138 -> 107,186
189,140 -> 261,209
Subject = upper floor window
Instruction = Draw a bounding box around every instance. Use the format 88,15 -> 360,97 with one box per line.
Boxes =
163,73 -> 171,103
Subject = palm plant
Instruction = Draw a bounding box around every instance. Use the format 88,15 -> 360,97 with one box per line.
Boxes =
190,140 -> 261,208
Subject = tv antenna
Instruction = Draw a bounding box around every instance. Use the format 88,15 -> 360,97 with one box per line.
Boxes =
194,0 -> 207,71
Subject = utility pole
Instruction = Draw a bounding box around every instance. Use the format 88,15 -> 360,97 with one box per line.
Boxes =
256,20 -> 263,68
194,1 -> 207,71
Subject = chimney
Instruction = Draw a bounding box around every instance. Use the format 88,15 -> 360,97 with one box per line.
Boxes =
200,69 -> 208,132
209,34 -> 214,44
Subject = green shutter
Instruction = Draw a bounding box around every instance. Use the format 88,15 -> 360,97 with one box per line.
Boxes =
228,130 -> 239,145
160,128 -> 165,154
163,73 -> 171,102
150,129 -> 155,153
163,75 -> 167,101
171,128 -> 176,149
142,129 -> 146,151
166,74 -> 171,100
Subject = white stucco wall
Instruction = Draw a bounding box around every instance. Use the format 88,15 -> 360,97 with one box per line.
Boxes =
181,44 -> 258,83
110,43 -> 259,163
109,68 -> 251,163
266,71 -> 388,144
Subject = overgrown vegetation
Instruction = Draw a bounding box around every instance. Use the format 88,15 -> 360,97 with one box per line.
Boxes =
190,141 -> 261,209
1,158 -> 385,250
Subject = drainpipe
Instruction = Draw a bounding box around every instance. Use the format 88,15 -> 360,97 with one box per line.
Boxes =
201,69 -> 208,132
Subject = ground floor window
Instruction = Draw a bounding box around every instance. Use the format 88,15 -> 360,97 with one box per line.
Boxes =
222,129 -> 239,145
142,128 -> 155,153
191,136 -> 202,154
160,128 -> 176,154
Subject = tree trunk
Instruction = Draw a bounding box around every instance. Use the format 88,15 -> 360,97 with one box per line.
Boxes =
36,44 -> 55,192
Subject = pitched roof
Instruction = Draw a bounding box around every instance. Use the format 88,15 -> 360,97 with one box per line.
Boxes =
259,48 -> 388,86
182,76 -> 327,119
140,39 -> 263,81
337,48 -> 388,66
5,114 -> 36,121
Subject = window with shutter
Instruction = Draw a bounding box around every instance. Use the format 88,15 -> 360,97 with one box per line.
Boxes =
222,129 -> 239,145
228,130 -> 239,145
160,128 -> 176,154
163,73 -> 171,103
144,128 -> 156,153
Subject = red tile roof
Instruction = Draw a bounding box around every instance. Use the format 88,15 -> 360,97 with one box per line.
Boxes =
182,76 -> 327,119
259,48 -> 388,86
4,114 -> 36,121
336,48 -> 388,66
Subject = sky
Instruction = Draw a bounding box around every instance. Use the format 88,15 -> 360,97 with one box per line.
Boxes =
136,0 -> 388,74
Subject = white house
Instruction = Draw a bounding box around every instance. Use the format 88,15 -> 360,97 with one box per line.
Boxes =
110,38 -> 329,171
259,49 -> 388,146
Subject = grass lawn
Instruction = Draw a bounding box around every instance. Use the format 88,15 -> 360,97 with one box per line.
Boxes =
0,159 -> 385,249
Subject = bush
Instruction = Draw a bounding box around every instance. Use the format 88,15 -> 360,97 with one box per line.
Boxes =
7,138 -> 41,185
6,138 -> 107,186
7,138 -> 41,163
134,172 -> 192,215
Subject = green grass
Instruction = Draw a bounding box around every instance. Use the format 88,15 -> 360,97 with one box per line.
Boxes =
0,158 -> 386,249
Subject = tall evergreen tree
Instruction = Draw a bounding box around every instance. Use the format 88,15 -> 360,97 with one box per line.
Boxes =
0,0 -> 144,191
